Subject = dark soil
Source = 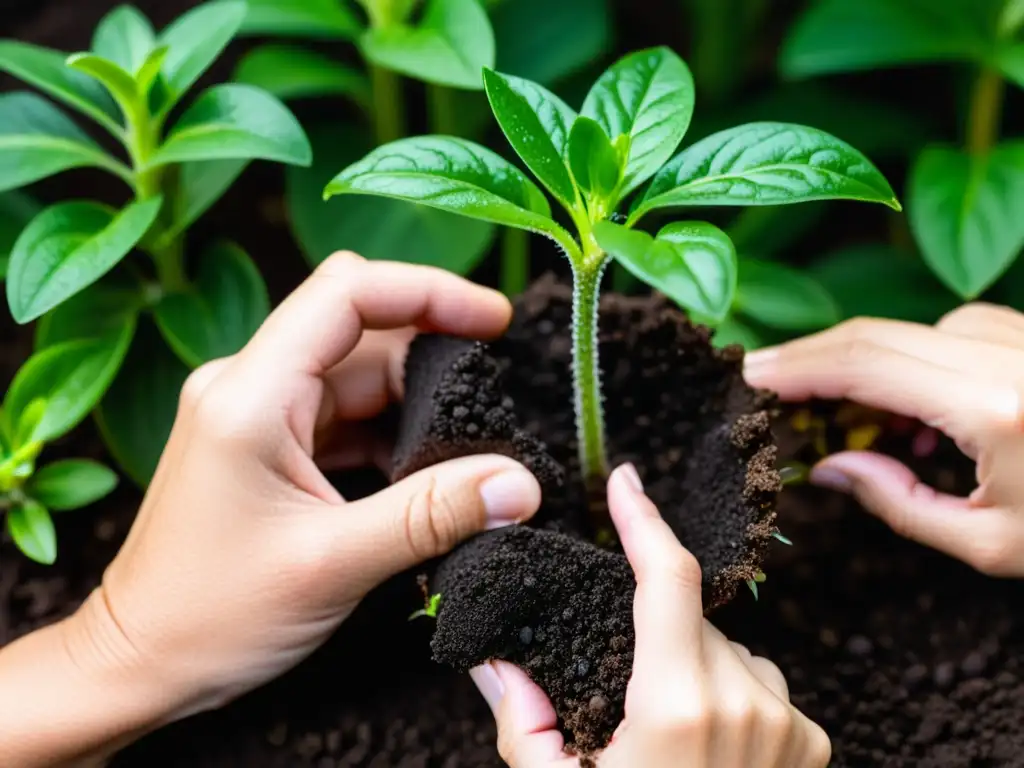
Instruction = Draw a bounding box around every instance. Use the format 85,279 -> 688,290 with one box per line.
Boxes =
401,276 -> 780,753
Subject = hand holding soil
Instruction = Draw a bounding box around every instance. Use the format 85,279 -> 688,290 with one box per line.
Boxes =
0,253 -> 545,767
746,302 -> 1024,577
472,465 -> 832,768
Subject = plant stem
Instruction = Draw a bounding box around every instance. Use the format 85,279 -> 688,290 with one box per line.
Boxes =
427,84 -> 458,135
966,67 -> 1004,156
370,64 -> 405,144
571,238 -> 610,486
500,228 -> 529,296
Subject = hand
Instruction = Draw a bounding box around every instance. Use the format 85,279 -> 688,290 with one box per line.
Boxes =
471,465 -> 830,768
744,303 -> 1024,577
10,253 -> 543,765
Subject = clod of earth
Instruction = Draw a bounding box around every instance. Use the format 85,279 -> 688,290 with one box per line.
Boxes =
389,276 -> 782,754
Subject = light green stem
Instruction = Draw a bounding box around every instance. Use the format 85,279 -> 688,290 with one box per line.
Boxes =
370,64 -> 405,144
967,67 -> 1004,156
428,84 -> 458,135
500,228 -> 529,296
571,240 -> 609,485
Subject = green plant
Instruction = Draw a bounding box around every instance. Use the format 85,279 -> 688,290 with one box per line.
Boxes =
236,0 -> 610,295
0,1 -> 312,487
324,47 -> 899,499
782,0 -> 1024,303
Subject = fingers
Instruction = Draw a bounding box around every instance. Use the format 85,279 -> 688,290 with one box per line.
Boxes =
472,662 -> 577,768
607,464 -> 704,675
810,451 -> 1023,576
937,302 -> 1024,348
243,252 -> 512,377
334,455 -> 541,587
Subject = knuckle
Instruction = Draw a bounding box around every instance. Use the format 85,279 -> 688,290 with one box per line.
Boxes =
808,723 -> 833,767
665,548 -> 704,592
966,530 -> 1018,576
179,360 -> 227,412
936,302 -> 995,331
643,688 -> 711,737
400,476 -> 463,561
715,695 -> 756,730
836,335 -> 883,372
495,723 -> 519,766
759,698 -> 793,735
318,250 -> 365,276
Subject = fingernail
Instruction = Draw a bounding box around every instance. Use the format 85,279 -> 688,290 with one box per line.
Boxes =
469,663 -> 505,713
809,465 -> 852,492
616,462 -> 644,494
480,468 -> 541,530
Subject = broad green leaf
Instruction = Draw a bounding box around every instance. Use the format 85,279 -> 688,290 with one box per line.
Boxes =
568,116 -> 621,200
0,92 -> 127,193
734,258 -> 839,331
66,53 -> 138,114
1001,0 -> 1024,36
809,243 -> 957,323
594,220 -> 737,321
325,135 -> 577,253
0,192 -> 41,277
780,0 -> 992,78
155,242 -> 269,367
996,43 -> 1024,90
0,40 -> 120,135
29,459 -> 118,511
7,502 -> 56,565
7,198 -> 162,323
493,0 -> 611,86
909,143 -> 1024,299
96,323 -> 190,487
632,123 -> 901,223
36,273 -> 141,350
136,45 -> 169,95
234,44 -> 371,107
727,204 -> 828,259
92,5 -> 156,74
713,315 -> 765,350
158,0 -> 247,102
482,69 -> 578,210
157,159 -> 250,248
582,47 -> 695,199
6,324 -> 135,443
14,398 -> 48,450
149,84 -> 312,167
361,0 -> 495,90
241,0 -> 362,39
289,124 -> 496,270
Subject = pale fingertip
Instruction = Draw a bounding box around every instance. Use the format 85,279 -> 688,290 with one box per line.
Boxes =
470,663 -> 506,714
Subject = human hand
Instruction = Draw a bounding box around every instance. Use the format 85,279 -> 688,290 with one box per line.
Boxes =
744,303 -> 1024,577
471,465 -> 830,768
65,252 -> 543,725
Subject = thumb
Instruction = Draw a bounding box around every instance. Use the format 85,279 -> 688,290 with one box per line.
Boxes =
471,661 -> 577,767
341,454 -> 541,585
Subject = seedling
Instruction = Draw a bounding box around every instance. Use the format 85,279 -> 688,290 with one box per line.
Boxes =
0,1 -> 311,487
326,46 -> 900,511
746,570 -> 767,601
409,575 -> 443,621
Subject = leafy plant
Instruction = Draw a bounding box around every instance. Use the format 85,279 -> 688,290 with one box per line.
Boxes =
325,47 -> 899,496
236,0 -> 610,295
0,1 -> 311,487
783,0 -> 1024,301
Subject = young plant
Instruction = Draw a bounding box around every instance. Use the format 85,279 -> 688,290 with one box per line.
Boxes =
0,1 -> 312,486
0,349 -> 119,564
324,47 -> 900,495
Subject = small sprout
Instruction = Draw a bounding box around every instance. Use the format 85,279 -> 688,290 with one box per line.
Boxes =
409,593 -> 442,622
594,526 -> 617,548
772,531 -> 793,546
746,570 -> 767,601
746,579 -> 759,600
779,460 -> 809,486
754,570 -> 767,583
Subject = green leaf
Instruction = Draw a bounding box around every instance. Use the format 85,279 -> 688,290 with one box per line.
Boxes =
7,502 -> 56,565
361,0 -> 495,90
632,122 -> 902,223
36,273 -> 141,350
908,142 -> 1024,299
29,460 -> 118,511
5,323 -> 135,444
582,47 -> 695,200
92,5 -> 156,74
157,159 -> 250,248
66,53 -> 138,113
493,0 -> 611,86
568,116 -> 621,201
324,135 -> 577,253
6,198 -> 162,324
1001,0 -> 1024,36
594,220 -> 738,321
289,124 -> 496,270
780,0 -> 992,78
482,69 -> 578,210
712,316 -> 765,350
233,44 -> 371,107
154,242 -> 270,367
240,0 -> 362,39
809,243 -> 957,324
0,40 -> 120,135
0,92 -> 127,193
0,192 -> 41,276
996,43 -> 1024,90
158,0 -> 248,102
150,84 -> 312,167
96,323 -> 190,488
734,258 -> 840,331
